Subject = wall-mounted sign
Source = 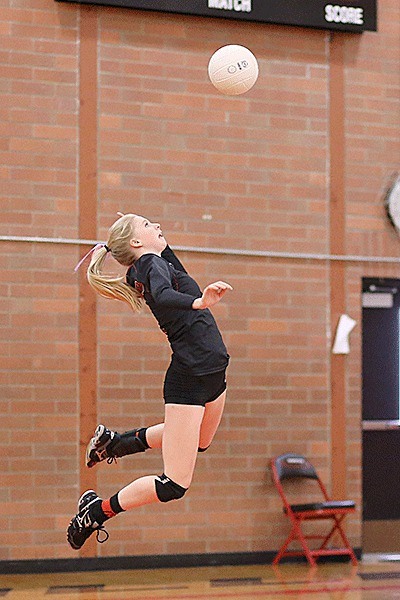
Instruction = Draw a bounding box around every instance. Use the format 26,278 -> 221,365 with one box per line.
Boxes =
55,0 -> 377,33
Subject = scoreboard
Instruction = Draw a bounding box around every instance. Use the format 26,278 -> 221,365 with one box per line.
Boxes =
56,0 -> 377,33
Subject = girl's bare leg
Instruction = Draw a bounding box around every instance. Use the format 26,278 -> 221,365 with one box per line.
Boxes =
145,389 -> 226,451
145,423 -> 163,449
117,404 -> 204,509
162,403 -> 205,487
199,390 -> 226,449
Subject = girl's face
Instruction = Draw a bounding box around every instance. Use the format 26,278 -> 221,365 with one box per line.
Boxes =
131,215 -> 167,254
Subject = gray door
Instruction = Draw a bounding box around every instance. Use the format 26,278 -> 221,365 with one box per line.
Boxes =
362,277 -> 400,553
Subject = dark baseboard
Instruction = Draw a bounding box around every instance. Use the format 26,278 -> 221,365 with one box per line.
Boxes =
0,551 -> 275,574
0,548 -> 362,575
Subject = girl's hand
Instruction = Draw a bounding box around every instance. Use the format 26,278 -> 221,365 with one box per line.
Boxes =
192,281 -> 233,310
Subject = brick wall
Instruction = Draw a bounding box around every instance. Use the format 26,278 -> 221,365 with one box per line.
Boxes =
0,0 -> 399,561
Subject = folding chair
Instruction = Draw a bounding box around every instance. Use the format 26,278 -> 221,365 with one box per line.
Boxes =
270,452 -> 357,566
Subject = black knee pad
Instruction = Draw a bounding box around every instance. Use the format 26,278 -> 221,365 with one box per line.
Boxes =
155,473 -> 187,502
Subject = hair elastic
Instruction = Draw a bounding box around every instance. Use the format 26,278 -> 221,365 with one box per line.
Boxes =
74,243 -> 109,272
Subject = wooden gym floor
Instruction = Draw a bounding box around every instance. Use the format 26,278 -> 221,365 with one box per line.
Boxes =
1,559 -> 400,599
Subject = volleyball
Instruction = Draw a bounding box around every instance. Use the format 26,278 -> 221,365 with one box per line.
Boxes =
207,45 -> 259,96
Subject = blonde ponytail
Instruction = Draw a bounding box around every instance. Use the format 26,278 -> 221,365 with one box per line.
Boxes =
86,213 -> 145,313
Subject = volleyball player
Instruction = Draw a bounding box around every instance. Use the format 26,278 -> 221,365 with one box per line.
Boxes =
67,213 -> 231,549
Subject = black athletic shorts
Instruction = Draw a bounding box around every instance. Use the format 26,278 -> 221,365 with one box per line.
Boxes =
163,364 -> 227,406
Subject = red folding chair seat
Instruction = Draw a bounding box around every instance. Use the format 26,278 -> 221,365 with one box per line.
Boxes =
270,452 -> 357,567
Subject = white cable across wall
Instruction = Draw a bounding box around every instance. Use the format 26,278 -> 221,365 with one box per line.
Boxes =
1,234 -> 400,264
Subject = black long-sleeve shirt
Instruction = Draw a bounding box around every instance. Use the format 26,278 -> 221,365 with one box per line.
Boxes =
125,246 -> 229,375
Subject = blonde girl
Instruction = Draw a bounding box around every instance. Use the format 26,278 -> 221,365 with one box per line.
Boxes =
67,213 -> 231,549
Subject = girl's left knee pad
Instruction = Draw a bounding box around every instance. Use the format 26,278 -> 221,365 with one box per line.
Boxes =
155,473 -> 187,502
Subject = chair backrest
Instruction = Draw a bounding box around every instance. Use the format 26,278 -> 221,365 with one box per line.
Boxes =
271,453 -> 330,510
273,453 -> 318,481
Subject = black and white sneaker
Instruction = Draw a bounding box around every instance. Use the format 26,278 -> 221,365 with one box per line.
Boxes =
85,424 -> 147,468
85,424 -> 116,468
67,490 -> 109,550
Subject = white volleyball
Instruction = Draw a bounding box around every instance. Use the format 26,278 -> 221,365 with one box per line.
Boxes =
208,45 -> 259,96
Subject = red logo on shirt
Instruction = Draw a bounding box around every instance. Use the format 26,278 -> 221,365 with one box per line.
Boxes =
134,281 -> 145,296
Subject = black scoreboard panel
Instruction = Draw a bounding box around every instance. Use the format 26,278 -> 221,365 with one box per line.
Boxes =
55,0 -> 377,33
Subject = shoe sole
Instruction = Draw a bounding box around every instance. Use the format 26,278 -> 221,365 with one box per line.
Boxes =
67,526 -> 81,551
85,424 -> 106,468
93,424 -> 106,444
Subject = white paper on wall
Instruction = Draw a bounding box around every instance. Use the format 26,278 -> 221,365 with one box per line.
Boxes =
332,314 -> 357,354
